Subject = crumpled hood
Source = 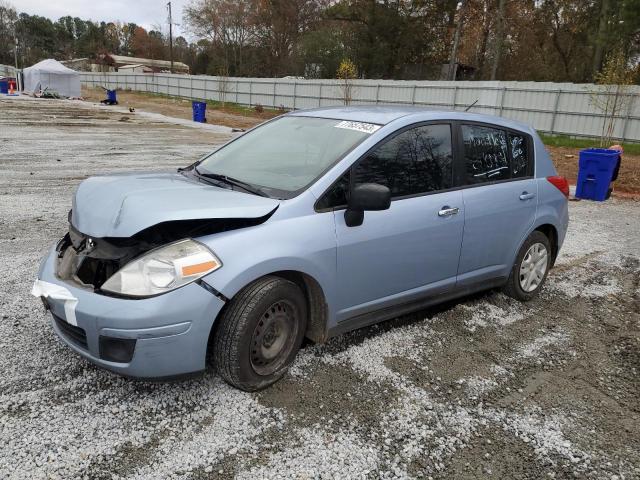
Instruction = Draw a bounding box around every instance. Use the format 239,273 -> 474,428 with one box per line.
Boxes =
71,172 -> 280,237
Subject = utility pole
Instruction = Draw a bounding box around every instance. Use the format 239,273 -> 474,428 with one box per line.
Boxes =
13,37 -> 18,70
13,36 -> 20,90
167,1 -> 174,74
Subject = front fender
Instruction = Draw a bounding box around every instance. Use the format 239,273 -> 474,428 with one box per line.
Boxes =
197,211 -> 338,323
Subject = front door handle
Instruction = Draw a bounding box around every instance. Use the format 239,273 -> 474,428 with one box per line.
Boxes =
438,206 -> 459,217
519,192 -> 536,201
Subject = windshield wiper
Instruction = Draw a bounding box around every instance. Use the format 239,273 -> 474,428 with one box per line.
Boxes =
194,167 -> 269,197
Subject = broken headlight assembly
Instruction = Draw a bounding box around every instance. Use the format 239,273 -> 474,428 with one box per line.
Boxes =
101,239 -> 221,297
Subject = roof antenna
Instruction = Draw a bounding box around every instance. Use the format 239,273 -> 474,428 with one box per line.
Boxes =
465,99 -> 478,112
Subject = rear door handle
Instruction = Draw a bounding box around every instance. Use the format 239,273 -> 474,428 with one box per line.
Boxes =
519,192 -> 536,201
438,206 -> 459,217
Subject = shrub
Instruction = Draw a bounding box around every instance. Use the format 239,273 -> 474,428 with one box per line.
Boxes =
336,59 -> 358,105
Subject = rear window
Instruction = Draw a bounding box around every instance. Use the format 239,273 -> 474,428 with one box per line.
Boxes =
509,132 -> 530,178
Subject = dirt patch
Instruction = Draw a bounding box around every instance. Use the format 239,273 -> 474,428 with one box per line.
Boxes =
432,426 -> 551,479
259,362 -> 398,427
81,86 -> 280,130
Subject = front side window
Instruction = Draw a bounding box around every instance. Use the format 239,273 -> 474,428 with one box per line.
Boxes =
461,125 -> 509,184
197,116 -> 375,198
353,124 -> 453,197
316,171 -> 350,210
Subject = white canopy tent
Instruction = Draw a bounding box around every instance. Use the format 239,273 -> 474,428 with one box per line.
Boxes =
23,59 -> 81,97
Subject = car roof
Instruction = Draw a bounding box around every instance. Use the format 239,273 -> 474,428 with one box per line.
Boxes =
288,105 -> 533,133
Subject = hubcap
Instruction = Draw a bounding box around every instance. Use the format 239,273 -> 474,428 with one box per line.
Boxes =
250,300 -> 298,376
519,242 -> 548,292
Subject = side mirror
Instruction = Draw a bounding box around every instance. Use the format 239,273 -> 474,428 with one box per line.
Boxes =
344,183 -> 391,227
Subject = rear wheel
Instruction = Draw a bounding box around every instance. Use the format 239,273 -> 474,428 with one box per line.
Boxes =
503,231 -> 551,301
213,276 -> 307,391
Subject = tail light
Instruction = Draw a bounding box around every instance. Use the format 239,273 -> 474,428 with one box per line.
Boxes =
547,176 -> 569,198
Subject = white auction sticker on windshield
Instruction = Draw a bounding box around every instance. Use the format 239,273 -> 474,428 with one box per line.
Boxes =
334,120 -> 381,134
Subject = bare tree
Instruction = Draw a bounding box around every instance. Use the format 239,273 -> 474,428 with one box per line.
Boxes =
185,0 -> 325,76
252,0 -> 326,76
217,64 -> 230,107
184,0 -> 256,74
589,48 -> 635,145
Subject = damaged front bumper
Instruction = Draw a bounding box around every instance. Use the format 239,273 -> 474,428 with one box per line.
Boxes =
33,244 -> 226,379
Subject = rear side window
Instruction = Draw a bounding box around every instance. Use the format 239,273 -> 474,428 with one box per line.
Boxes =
461,125 -> 509,184
509,132 -> 530,178
353,124 -> 453,197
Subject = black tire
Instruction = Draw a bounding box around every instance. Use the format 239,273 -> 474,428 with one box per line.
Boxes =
503,231 -> 552,301
213,276 -> 307,391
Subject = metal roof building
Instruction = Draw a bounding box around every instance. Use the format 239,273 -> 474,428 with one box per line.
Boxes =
98,54 -> 190,74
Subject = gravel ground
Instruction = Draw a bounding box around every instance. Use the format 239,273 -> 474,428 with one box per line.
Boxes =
1,97 -> 639,479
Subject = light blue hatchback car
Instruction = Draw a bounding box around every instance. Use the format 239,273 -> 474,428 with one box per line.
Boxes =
33,106 -> 569,391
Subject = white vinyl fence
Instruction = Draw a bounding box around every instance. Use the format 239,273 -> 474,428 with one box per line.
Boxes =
3,61 -> 637,142
80,72 -> 640,142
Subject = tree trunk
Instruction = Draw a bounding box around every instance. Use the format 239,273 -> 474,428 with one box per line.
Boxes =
592,0 -> 611,78
476,3 -> 491,79
490,0 -> 506,80
447,0 -> 465,81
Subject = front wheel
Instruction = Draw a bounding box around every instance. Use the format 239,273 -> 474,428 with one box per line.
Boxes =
213,276 -> 307,391
503,231 -> 551,301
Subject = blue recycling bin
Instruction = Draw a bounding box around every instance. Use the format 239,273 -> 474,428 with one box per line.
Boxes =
192,101 -> 207,123
0,79 -> 8,94
575,148 -> 621,201
106,89 -> 117,103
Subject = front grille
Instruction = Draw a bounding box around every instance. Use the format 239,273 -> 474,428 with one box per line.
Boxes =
53,313 -> 88,349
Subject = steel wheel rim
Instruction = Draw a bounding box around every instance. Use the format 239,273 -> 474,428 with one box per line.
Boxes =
519,242 -> 548,292
250,300 -> 298,376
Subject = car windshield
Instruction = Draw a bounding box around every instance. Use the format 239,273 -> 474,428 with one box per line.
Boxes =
196,116 -> 377,198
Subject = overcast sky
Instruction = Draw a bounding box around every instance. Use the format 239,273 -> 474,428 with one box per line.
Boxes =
12,0 -> 192,37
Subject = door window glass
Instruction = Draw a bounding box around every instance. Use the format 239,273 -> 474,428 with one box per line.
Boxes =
353,124 -> 453,197
509,133 -> 530,178
316,172 -> 350,210
461,125 -> 509,184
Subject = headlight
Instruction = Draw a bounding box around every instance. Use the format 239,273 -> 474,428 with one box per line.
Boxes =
101,239 -> 221,297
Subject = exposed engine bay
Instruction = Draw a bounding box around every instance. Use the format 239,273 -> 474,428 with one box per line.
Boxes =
55,212 -> 272,292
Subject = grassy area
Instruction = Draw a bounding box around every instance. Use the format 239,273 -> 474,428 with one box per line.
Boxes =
205,98 -> 284,116
128,89 -> 282,117
539,133 -> 640,156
